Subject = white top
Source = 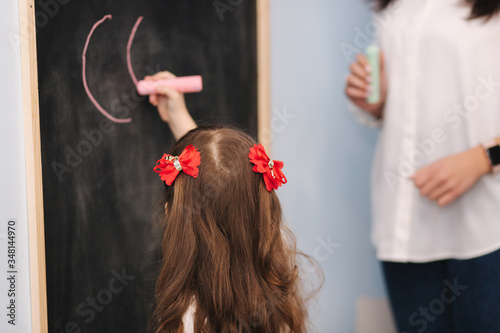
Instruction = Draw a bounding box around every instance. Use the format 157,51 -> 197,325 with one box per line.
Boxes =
182,302 -> 196,333
353,0 -> 500,262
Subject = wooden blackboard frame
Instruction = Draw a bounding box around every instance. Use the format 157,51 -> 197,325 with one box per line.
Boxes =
20,0 -> 270,332
257,0 -> 271,151
19,0 -> 48,332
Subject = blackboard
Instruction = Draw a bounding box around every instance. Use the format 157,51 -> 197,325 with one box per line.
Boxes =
35,0 -> 259,331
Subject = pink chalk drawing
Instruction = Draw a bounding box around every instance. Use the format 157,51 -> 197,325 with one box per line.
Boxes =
127,16 -> 144,87
82,14 -> 132,123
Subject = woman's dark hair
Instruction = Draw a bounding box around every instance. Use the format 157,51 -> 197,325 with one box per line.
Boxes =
150,125 -> 320,332
374,0 -> 500,19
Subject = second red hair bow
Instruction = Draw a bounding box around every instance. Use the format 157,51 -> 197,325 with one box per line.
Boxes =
248,144 -> 287,191
154,145 -> 201,186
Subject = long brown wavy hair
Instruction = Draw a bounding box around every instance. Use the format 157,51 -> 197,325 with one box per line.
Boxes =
151,125 -> 315,332
373,0 -> 500,19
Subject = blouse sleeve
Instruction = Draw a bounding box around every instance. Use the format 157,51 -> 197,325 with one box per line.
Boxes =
348,10 -> 384,130
348,100 -> 383,129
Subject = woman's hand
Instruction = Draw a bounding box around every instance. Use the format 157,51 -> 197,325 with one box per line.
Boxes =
412,146 -> 491,207
345,52 -> 387,118
145,71 -> 197,140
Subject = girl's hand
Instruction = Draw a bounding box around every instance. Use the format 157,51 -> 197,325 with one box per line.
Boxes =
145,71 -> 188,123
412,146 -> 491,207
345,52 -> 387,118
145,71 -> 197,140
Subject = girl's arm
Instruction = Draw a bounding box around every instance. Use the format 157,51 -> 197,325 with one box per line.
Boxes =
145,71 -> 197,141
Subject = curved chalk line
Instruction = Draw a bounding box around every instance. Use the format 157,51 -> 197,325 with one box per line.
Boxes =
82,14 -> 132,124
127,16 -> 144,87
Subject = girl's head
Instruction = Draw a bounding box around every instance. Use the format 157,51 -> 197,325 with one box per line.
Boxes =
152,125 -> 309,333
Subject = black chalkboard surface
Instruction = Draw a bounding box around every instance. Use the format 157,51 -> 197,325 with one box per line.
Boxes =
35,0 -> 258,331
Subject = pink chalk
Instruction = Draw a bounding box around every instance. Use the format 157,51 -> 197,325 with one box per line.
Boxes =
127,16 -> 143,87
137,76 -> 203,95
82,14 -> 132,123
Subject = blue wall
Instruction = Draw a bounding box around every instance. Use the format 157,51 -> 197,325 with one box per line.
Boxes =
270,1 -> 385,331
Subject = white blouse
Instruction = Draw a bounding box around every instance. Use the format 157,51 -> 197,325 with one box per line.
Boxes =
353,0 -> 500,262
182,302 -> 195,333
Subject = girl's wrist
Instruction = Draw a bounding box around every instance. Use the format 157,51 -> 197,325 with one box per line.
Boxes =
160,105 -> 189,124
168,108 -> 197,140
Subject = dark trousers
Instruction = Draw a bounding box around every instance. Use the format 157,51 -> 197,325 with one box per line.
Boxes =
382,248 -> 500,333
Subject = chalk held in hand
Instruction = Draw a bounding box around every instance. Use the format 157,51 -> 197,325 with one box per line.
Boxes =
137,75 -> 203,95
366,46 -> 380,104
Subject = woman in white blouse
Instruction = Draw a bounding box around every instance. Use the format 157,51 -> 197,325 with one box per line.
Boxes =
346,0 -> 500,332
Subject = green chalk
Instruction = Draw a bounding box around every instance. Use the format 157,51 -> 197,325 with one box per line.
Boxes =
366,45 -> 380,104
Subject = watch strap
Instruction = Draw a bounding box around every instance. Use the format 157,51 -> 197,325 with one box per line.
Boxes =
482,140 -> 500,174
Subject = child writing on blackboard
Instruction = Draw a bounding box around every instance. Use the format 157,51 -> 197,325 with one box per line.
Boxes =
145,72 -> 316,333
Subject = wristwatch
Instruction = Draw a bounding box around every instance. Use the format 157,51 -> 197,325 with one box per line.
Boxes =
483,140 -> 500,174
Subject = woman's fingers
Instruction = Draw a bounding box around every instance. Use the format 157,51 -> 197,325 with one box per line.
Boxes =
346,86 -> 370,99
428,183 -> 453,201
436,191 -> 456,207
414,171 -> 453,204
412,168 -> 432,189
356,53 -> 372,74
423,175 -> 451,199
346,54 -> 372,100
350,61 -> 370,82
347,74 -> 370,91
418,170 -> 447,196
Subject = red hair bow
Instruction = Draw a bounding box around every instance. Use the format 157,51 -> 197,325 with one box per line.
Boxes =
154,145 -> 201,186
248,144 -> 287,191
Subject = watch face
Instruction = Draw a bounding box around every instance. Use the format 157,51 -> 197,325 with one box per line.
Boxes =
488,145 -> 500,166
